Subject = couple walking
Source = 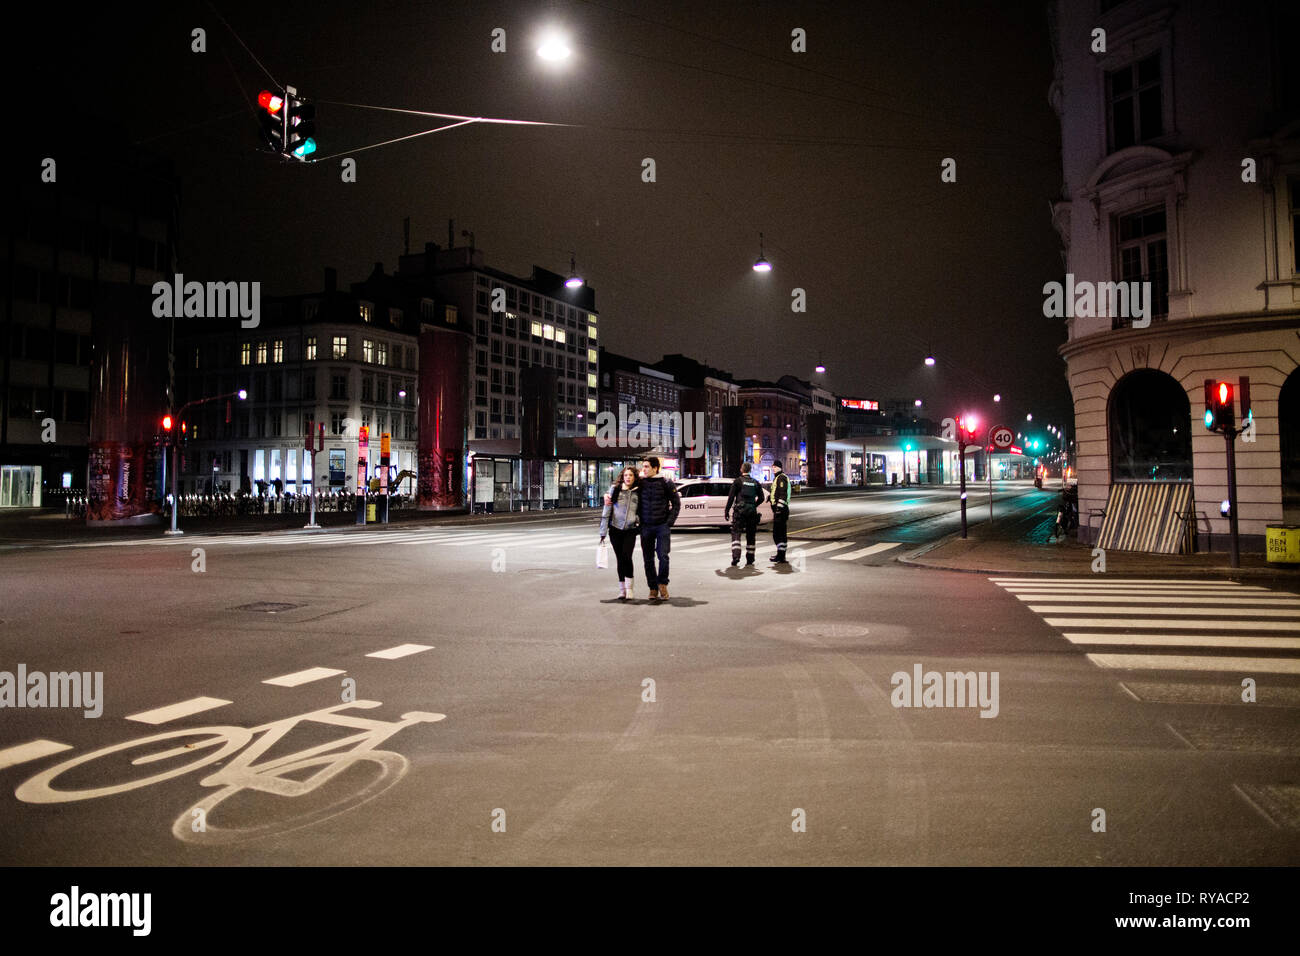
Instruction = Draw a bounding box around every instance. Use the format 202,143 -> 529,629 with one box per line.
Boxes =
597,456 -> 680,601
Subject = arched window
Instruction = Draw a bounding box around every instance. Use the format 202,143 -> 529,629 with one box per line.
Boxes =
1281,369 -> 1300,512
1108,369 -> 1191,480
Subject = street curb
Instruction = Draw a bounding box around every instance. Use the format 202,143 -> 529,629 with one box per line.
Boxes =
895,535 -> 1300,583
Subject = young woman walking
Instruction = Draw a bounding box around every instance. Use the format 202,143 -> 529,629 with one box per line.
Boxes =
599,466 -> 641,600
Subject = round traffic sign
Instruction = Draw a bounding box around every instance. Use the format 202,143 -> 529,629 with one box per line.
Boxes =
990,425 -> 1014,450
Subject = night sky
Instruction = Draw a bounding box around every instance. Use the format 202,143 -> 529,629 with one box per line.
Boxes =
12,0 -> 1070,427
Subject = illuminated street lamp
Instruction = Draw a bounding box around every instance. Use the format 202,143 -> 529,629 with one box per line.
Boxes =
752,232 -> 772,272
565,253 -> 584,289
537,32 -> 572,60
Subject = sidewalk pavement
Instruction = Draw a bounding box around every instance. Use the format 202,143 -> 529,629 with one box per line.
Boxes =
900,503 -> 1300,583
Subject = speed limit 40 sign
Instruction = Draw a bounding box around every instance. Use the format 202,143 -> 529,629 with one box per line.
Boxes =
990,424 -> 1014,450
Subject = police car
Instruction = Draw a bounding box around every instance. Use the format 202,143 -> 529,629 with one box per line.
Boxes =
672,477 -> 774,529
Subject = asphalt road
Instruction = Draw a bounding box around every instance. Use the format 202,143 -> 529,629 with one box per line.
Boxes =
0,488 -> 1296,866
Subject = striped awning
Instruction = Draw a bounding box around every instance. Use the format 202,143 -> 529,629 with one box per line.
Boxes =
1096,481 -> 1194,554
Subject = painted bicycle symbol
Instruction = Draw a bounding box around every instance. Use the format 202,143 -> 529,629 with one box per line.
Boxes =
14,700 -> 445,845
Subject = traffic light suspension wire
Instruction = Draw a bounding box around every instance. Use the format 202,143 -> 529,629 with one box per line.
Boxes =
205,0 -> 280,91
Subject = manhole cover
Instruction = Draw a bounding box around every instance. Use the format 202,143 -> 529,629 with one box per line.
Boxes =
797,623 -> 871,638
232,602 -> 303,613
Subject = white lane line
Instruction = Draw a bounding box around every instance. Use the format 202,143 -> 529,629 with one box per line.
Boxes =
1086,653 -> 1300,675
262,667 -> 346,687
1017,594 -> 1300,605
126,696 -> 232,725
1063,633 -> 1300,649
672,541 -> 736,554
991,578 -> 1261,586
831,542 -> 902,560
789,541 -> 856,557
1002,587 -> 1272,596
529,535 -> 604,550
1046,618 -> 1300,631
1030,605 -> 1300,617
0,739 -> 73,771
439,533 -> 536,547
366,643 -> 435,660
1007,590 -> 1283,599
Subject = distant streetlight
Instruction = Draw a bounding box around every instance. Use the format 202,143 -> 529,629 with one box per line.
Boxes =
914,399 -> 922,407
752,232 -> 772,273
924,355 -> 936,367
565,253 -> 584,289
1026,413 -> 1033,421
537,32 -> 572,60
993,393 -> 1001,402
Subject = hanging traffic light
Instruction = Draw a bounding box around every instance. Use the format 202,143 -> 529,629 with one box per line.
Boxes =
162,414 -> 173,432
258,89 -> 286,154
285,94 -> 317,160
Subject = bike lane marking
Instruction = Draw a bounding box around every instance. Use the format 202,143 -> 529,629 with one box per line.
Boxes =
366,644 -> 434,660
0,739 -> 72,771
263,667 -> 347,687
126,696 -> 233,725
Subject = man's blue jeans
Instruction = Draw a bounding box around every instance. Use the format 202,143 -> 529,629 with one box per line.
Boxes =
640,522 -> 671,588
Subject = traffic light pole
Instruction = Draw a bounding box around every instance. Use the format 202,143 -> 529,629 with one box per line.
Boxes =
1225,425 -> 1240,569
958,440 -> 968,539
165,436 -> 181,535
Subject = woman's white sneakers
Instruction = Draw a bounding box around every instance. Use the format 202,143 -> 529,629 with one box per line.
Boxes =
618,580 -> 628,600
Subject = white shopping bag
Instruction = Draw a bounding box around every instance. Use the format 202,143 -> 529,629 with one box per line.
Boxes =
596,541 -> 609,569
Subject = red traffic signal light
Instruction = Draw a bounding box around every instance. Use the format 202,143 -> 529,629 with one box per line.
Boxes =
162,414 -> 173,431
258,90 -> 284,114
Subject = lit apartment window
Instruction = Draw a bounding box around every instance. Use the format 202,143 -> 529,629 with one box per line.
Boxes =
305,336 -> 317,360
587,397 -> 597,413
240,343 -> 251,365
1106,53 -> 1162,153
588,324 -> 597,341
587,348 -> 598,364
587,373 -> 597,388
377,342 -> 387,366
363,339 -> 374,363
332,336 -> 348,359
445,305 -> 458,325
272,340 -> 283,363
256,341 -> 267,364
555,329 -> 566,344
543,324 -> 554,341
359,303 -> 373,323
531,321 -> 543,338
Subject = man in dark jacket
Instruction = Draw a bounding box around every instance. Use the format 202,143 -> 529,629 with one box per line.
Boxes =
725,461 -> 766,567
637,456 -> 681,601
769,459 -> 791,563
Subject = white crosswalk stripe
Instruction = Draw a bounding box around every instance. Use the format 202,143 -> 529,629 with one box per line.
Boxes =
831,542 -> 902,560
45,524 -> 910,568
992,577 -> 1300,675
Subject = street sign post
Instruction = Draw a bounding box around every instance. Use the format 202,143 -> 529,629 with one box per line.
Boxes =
987,424 -> 1013,524
357,425 -> 370,525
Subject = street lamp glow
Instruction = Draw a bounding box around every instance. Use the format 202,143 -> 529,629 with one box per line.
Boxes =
814,363 -> 826,374
993,393 -> 1001,402
537,33 -> 571,60
564,253 -> 584,289
753,232 -> 771,272
914,399 -> 922,407
1026,413 -> 1033,421
237,389 -> 247,400
924,355 -> 936,367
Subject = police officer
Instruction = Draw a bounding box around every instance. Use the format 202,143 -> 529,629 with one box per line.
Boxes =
769,459 -> 791,563
725,461 -> 766,567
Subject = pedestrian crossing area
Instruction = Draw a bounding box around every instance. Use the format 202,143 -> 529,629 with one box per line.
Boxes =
991,577 -> 1300,675
51,525 -> 905,564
